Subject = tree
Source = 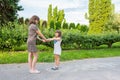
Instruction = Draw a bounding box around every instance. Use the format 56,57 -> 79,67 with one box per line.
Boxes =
69,23 -> 75,29
48,4 -> 52,27
76,23 -> 81,29
18,17 -> 24,24
80,25 -> 89,32
55,21 -> 61,29
58,10 -> 65,23
53,6 -> 58,23
25,18 -> 29,25
47,4 -> 65,29
42,20 -> 47,28
0,0 -> 23,24
88,0 -> 114,34
104,13 -> 120,33
62,22 -> 69,29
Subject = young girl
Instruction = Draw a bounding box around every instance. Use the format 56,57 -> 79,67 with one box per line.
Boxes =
45,30 -> 62,70
27,15 -> 46,73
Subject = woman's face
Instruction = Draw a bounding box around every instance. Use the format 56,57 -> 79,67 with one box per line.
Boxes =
35,20 -> 39,24
55,33 -> 59,37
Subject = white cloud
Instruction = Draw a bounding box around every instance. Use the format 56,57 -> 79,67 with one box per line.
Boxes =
65,11 -> 89,24
18,0 -> 120,25
112,0 -> 120,12
19,0 -> 81,9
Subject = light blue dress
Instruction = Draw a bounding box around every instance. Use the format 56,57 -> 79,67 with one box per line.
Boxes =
54,39 -> 62,55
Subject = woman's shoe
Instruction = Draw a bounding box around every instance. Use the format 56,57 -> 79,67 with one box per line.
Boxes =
29,70 -> 40,74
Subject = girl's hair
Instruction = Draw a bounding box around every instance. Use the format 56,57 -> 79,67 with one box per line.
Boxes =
55,30 -> 62,37
29,15 -> 40,25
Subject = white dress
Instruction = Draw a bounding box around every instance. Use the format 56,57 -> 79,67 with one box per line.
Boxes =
54,39 -> 62,55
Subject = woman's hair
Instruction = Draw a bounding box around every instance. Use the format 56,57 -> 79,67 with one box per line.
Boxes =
29,15 -> 40,25
55,30 -> 62,37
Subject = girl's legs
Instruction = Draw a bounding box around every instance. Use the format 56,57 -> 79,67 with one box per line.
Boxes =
54,54 -> 60,67
28,53 -> 33,71
32,53 -> 38,71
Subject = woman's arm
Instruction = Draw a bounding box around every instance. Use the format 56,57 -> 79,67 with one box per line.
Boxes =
36,30 -> 46,40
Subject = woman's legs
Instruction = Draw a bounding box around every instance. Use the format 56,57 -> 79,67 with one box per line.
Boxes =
28,52 -> 39,73
54,54 -> 60,67
32,53 -> 38,71
28,53 -> 33,71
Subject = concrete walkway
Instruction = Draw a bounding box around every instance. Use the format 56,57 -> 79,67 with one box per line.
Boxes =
0,57 -> 120,80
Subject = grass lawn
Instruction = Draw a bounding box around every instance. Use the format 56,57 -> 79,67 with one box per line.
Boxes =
0,48 -> 120,64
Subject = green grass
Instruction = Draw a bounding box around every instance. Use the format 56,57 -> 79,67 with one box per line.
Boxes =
14,44 -> 52,51
0,48 -> 120,64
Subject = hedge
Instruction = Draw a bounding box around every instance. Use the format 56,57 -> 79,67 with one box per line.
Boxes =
0,24 -> 120,50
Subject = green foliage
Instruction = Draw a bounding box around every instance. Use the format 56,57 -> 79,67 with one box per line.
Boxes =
104,13 -> 120,33
25,18 -> 29,25
47,4 -> 65,29
18,17 -> 24,24
0,22 -> 27,50
69,23 -> 75,29
48,4 -> 52,27
55,21 -> 61,29
76,23 -> 81,29
41,29 -> 120,49
50,20 -> 54,29
42,20 -> 47,30
88,0 -> 114,34
79,25 -> 89,33
62,22 -> 69,29
0,0 -> 23,24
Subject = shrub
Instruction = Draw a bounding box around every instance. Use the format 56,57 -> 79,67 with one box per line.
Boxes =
50,20 -> 54,29
62,23 -> 69,29
69,23 -> 75,29
0,22 -> 120,51
55,21 -> 61,29
42,20 -> 47,28
0,22 -> 27,50
80,25 -> 89,33
25,18 -> 29,25
41,29 -> 120,49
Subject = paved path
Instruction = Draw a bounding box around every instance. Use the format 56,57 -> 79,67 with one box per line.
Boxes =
0,57 -> 120,80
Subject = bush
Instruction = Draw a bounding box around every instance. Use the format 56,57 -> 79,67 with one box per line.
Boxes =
0,22 -> 120,51
41,29 -> 120,49
80,25 -> 89,32
69,23 -> 75,29
0,22 -> 27,50
62,23 -> 69,29
55,21 -> 61,29
50,20 -> 54,29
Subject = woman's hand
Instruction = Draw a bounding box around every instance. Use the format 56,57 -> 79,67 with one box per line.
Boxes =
36,30 -> 47,41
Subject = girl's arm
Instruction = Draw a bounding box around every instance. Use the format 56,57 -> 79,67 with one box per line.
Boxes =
53,37 -> 61,41
47,37 -> 61,42
36,30 -> 46,41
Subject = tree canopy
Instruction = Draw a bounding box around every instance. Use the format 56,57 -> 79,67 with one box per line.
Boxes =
0,0 -> 23,24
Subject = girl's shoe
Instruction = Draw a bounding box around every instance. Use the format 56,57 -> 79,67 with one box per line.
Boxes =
51,67 -> 59,70
29,70 -> 40,74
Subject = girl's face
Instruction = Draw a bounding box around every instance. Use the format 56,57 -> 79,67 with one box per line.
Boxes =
55,33 -> 59,37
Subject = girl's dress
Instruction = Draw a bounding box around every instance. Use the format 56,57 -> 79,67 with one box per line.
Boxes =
27,24 -> 38,53
54,39 -> 62,55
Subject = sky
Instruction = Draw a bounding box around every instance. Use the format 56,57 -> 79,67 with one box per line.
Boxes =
18,0 -> 120,25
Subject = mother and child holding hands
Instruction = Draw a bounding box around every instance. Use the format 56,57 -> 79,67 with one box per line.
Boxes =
27,15 -> 62,74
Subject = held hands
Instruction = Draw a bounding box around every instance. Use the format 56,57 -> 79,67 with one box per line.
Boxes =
42,39 -> 51,42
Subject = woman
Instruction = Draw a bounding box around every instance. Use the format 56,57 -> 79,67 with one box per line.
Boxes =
27,15 -> 46,73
